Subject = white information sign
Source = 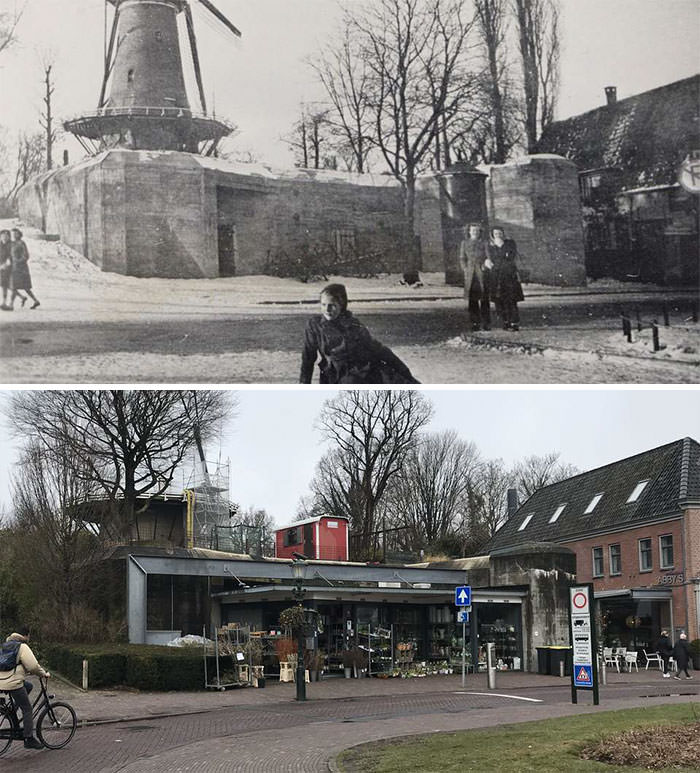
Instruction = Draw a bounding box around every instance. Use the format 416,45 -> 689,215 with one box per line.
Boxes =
569,586 -> 593,688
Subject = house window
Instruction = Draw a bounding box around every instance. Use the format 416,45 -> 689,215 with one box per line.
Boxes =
549,504 -> 566,523
518,513 -> 534,531
283,527 -> 299,547
627,480 -> 649,503
584,493 -> 604,514
592,547 -> 604,578
638,538 -> 652,572
659,535 -> 674,569
609,544 -> 621,576
333,229 -> 356,259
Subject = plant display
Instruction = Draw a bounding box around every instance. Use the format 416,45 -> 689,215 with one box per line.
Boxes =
279,605 -> 306,631
274,637 -> 296,663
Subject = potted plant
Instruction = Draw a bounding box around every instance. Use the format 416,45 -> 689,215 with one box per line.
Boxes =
305,649 -> 325,681
689,639 -> 700,671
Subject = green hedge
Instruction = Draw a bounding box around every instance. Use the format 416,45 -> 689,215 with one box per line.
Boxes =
39,643 -> 218,691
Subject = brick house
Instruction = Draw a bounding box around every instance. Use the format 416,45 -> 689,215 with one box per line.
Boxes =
485,438 -> 700,652
536,75 -> 700,286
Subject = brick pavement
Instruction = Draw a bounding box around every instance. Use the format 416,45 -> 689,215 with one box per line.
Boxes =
0,670 -> 696,771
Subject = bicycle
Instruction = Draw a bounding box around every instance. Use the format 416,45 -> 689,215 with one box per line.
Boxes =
0,676 -> 77,755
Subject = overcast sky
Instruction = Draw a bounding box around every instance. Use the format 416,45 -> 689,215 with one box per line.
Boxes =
1,388 -> 698,527
0,0 -> 697,167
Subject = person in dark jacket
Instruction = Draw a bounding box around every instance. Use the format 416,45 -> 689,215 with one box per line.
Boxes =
459,223 -> 493,331
656,630 -> 673,677
300,283 -> 419,384
672,633 -> 692,679
0,229 -> 11,310
10,229 -> 40,309
488,227 -> 524,331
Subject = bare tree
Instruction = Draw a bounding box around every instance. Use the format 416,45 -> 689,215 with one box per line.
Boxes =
310,18 -> 375,173
40,57 -> 58,170
469,457 -> 514,539
311,390 -> 433,557
512,0 -> 560,151
10,441 -> 105,638
511,452 -> 579,499
9,390 -> 235,542
346,0 -> 475,274
235,505 -> 276,556
284,105 -> 334,169
0,3 -> 24,58
384,430 -> 481,551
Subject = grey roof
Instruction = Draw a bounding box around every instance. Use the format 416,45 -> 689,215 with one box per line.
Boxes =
485,438 -> 700,552
536,75 -> 700,190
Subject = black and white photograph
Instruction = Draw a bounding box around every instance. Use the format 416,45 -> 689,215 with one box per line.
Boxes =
0,0 -> 697,383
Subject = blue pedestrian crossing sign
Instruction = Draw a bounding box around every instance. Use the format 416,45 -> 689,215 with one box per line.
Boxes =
455,585 -> 471,607
574,665 -> 592,687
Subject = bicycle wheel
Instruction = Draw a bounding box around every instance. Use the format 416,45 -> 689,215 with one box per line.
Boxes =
36,701 -> 77,749
0,705 -> 19,756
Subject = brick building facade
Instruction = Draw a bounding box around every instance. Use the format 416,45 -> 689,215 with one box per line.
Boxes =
485,438 -> 700,652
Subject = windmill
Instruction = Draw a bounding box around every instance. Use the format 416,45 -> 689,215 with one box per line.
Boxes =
65,0 -> 241,155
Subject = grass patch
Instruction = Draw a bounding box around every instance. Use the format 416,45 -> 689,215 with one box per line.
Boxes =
336,703 -> 700,773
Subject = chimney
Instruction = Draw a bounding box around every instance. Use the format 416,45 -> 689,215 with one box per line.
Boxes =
604,86 -> 617,106
507,488 -> 519,517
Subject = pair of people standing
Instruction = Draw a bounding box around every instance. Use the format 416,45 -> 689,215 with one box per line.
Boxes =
459,223 -> 523,332
1,228 -> 40,311
656,629 -> 693,679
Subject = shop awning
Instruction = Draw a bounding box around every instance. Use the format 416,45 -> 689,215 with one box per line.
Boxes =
594,588 -> 673,601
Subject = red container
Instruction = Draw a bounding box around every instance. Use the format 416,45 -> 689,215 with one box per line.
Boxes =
275,516 -> 349,561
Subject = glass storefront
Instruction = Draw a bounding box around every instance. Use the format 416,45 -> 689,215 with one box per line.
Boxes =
599,597 -> 671,652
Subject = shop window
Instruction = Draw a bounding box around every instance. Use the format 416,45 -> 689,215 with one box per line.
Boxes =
592,546 -> 604,577
638,538 -> 652,572
659,535 -> 674,569
549,503 -> 566,523
518,513 -> 534,531
584,492 -> 604,514
609,544 -> 621,576
626,480 -> 649,503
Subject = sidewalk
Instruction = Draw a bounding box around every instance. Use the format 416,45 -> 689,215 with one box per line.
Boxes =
45,667 -> 695,725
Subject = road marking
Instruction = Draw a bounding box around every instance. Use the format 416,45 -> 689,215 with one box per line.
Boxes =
454,692 -> 543,703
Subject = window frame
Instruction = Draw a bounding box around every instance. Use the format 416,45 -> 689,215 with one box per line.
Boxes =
659,534 -> 674,569
609,543 -> 622,576
518,513 -> 534,532
626,480 -> 650,503
638,537 -> 653,573
584,492 -> 604,514
549,503 -> 567,524
592,546 -> 604,578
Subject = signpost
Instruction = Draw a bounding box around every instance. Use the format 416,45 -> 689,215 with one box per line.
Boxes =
568,583 -> 599,705
455,585 -> 472,688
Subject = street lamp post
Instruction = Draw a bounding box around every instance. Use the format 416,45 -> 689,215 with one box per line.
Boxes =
291,559 -> 307,701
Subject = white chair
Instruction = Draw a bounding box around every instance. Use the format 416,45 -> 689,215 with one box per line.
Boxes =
624,651 -> 639,672
669,656 -> 677,674
642,649 -> 663,671
603,647 -> 620,672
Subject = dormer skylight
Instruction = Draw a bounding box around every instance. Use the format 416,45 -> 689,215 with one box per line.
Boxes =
518,513 -> 534,531
626,480 -> 649,503
584,493 -> 604,514
549,503 -> 567,523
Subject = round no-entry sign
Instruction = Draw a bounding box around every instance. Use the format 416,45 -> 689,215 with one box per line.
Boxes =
572,589 -> 589,613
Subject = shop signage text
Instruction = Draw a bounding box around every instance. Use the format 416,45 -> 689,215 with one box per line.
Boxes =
657,573 -> 684,586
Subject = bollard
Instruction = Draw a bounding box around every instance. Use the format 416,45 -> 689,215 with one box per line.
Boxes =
662,302 -> 669,327
486,642 -> 497,690
559,659 -> 565,678
652,321 -> 660,352
635,308 -> 642,332
621,315 -> 632,343
82,659 -> 88,691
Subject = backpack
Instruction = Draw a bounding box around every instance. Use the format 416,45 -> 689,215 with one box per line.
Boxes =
0,641 -> 21,672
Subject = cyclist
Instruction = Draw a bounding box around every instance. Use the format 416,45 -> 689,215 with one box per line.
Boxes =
0,626 -> 50,749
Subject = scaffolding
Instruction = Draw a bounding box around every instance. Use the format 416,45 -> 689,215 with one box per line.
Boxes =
184,457 -> 233,549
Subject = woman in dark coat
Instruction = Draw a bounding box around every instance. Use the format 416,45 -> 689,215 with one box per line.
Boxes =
672,633 -> 692,679
300,283 -> 419,384
488,227 -> 523,331
10,229 -> 40,309
0,229 -> 11,310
